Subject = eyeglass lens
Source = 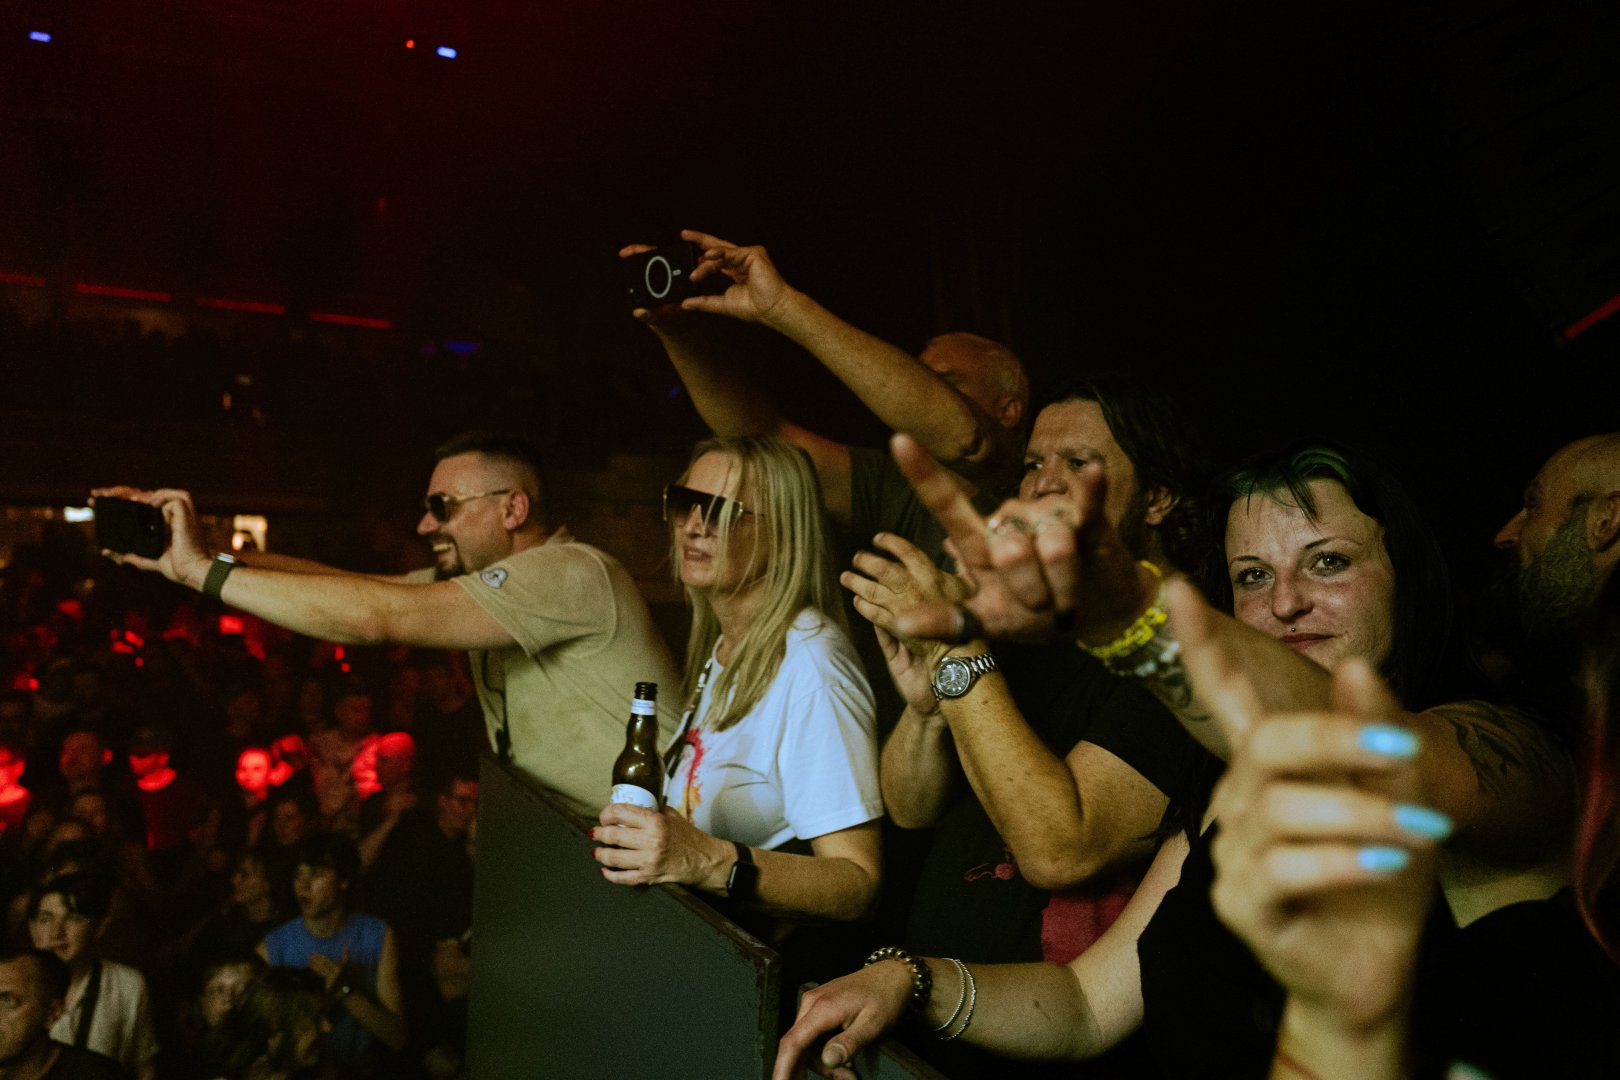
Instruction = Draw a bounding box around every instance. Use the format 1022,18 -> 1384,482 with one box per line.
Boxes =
664,485 -> 741,527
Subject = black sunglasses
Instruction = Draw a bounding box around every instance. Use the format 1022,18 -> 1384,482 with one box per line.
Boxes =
662,484 -> 758,528
423,489 -> 511,524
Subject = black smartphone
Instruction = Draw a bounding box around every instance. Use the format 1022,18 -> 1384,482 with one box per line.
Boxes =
94,497 -> 168,558
622,243 -> 701,309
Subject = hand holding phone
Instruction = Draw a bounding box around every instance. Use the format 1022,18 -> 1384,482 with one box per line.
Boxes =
93,496 -> 169,559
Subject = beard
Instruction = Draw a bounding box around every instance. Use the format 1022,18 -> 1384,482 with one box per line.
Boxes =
1476,508 -> 1595,701
1518,509 -> 1598,647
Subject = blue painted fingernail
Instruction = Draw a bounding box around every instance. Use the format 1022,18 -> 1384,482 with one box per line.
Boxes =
1359,724 -> 1418,758
1394,803 -> 1453,840
1358,846 -> 1411,872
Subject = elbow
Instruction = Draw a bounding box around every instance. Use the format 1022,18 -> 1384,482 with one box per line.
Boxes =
1018,844 -> 1119,892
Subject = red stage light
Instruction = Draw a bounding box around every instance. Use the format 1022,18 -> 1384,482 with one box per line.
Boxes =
1564,290 -> 1620,339
74,282 -> 172,302
310,311 -> 392,330
405,39 -> 415,48
219,615 -> 245,635
0,271 -> 46,287
197,297 -> 286,315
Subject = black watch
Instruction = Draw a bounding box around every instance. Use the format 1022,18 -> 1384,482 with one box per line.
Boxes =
931,652 -> 997,701
726,841 -> 758,899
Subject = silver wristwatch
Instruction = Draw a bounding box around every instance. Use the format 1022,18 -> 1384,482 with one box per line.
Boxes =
931,653 -> 997,701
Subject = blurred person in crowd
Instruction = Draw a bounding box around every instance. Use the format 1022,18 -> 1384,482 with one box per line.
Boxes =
258,834 -> 404,1073
98,429 -> 682,816
213,747 -> 274,858
126,721 -> 217,889
265,737 -> 308,792
179,847 -> 294,980
409,653 -> 483,789
307,680 -> 377,835
264,788 -> 320,855
0,946 -> 126,1080
200,967 -> 331,1080
28,872 -> 158,1080
367,770 -> 477,1074
166,951 -> 265,1078
355,733 -> 417,872
0,735 -> 31,839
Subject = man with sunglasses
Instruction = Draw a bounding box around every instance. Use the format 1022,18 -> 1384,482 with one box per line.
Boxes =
94,431 -> 680,817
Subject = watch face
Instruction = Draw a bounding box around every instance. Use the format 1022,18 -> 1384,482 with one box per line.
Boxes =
934,657 -> 973,698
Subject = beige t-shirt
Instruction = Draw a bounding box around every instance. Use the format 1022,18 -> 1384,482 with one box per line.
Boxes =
452,529 -> 680,816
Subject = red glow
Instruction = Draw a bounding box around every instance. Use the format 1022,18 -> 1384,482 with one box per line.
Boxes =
219,615 -> 245,635
197,297 -> 286,315
135,657 -> 144,668
1564,290 -> 1620,339
0,270 -> 46,287
334,645 -> 346,660
112,641 -> 134,655
74,282 -> 172,302
56,599 -> 83,619
310,311 -> 392,330
124,630 -> 145,647
405,38 -> 415,48
27,678 -> 37,691
341,662 -> 352,673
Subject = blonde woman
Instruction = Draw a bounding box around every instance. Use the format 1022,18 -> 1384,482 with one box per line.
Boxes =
594,436 -> 883,924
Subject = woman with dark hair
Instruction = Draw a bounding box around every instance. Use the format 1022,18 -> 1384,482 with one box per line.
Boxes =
180,846 -> 294,976
201,967 -> 330,1080
595,436 -> 883,929
1208,572 -> 1620,1078
774,441 -> 1571,1080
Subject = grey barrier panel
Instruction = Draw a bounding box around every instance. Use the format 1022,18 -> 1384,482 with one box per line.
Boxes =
470,756 -> 953,1079
470,754 -> 780,1079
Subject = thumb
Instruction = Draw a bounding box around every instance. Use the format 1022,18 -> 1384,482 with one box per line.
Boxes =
1331,656 -> 1401,722
1166,577 -> 1262,748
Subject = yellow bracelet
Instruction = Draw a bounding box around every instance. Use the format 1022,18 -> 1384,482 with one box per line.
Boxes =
1080,561 -> 1166,661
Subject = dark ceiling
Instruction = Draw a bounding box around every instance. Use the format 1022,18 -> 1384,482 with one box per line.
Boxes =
1,0 -> 1617,566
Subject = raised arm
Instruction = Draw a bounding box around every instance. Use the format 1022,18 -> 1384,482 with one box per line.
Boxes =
97,487 -> 515,651
848,532 -> 1162,885
875,624 -> 964,829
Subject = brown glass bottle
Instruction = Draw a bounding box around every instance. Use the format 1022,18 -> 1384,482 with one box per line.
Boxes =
610,682 -> 663,810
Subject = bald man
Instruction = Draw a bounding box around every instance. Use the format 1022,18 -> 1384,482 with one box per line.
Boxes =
624,230 -> 1031,560
97,431 -> 679,817
1495,432 -> 1620,640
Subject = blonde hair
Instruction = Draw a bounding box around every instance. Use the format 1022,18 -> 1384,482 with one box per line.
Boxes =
672,436 -> 848,733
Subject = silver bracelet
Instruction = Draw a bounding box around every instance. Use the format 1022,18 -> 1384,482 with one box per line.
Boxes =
940,962 -> 977,1040
932,957 -> 969,1034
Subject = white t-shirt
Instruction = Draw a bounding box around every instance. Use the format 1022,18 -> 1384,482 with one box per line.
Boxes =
49,959 -> 159,1073
666,608 -> 882,849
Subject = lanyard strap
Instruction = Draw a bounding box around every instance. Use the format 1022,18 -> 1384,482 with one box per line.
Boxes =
663,657 -> 715,781
75,960 -> 103,1049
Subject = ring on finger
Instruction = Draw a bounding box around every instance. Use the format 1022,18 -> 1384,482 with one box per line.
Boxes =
986,516 -> 1030,540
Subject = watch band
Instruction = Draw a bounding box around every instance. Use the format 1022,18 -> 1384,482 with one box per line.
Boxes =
202,553 -> 240,601
931,652 -> 998,701
725,841 -> 758,900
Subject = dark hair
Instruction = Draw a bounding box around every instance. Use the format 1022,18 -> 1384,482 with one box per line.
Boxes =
194,950 -> 267,997
203,967 -> 327,1078
1576,571 -> 1620,966
294,832 -> 360,887
239,844 -> 297,920
433,430 -> 547,523
1213,441 -> 1453,709
28,870 -> 113,922
1040,374 -> 1211,574
0,946 -> 71,1003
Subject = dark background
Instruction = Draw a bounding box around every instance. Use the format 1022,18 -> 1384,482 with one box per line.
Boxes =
0,0 -> 1616,584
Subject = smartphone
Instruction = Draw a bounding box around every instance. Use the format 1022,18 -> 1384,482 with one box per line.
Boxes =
622,243 -> 701,309
94,497 -> 168,558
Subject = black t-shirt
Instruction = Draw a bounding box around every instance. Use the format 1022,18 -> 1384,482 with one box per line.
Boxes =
42,1043 -> 129,1080
904,642 -> 1206,965
847,445 -> 1013,564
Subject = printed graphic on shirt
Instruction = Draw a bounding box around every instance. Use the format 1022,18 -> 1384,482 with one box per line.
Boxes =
678,729 -> 705,820
964,846 -> 1018,883
479,567 -> 508,588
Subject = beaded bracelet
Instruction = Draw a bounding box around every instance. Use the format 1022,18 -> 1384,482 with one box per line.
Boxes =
863,946 -> 932,1014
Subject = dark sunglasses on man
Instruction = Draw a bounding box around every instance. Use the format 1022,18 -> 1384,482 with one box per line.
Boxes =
423,489 -> 511,524
662,484 -> 759,529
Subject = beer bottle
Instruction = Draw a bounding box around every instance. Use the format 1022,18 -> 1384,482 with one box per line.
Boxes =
610,682 -> 663,810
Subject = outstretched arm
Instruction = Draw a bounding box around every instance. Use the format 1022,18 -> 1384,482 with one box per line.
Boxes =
773,830 -> 1189,1079
96,487 -> 515,651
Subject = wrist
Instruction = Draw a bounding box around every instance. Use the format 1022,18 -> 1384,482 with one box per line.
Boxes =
184,552 -> 218,591
704,833 -> 738,893
764,286 -> 818,336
